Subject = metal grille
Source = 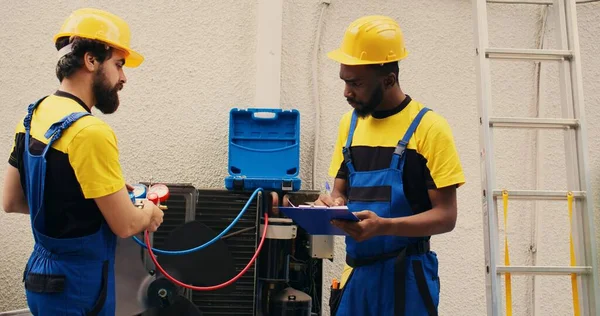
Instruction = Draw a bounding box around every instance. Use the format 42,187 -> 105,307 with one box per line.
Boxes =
149,187 -> 260,315
191,189 -> 260,316
151,193 -> 187,247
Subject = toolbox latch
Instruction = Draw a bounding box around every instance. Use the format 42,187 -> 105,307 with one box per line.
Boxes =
233,178 -> 244,190
282,180 -> 293,191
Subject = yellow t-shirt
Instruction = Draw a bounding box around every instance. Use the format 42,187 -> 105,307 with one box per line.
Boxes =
327,95 -> 465,288
9,91 -> 125,238
329,95 -> 465,192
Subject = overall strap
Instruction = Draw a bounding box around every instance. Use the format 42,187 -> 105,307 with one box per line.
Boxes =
23,97 -> 49,132
41,112 -> 91,156
342,110 -> 359,174
390,107 -> 431,170
23,96 -> 49,154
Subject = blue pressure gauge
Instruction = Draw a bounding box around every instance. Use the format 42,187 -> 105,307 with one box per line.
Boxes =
132,184 -> 148,200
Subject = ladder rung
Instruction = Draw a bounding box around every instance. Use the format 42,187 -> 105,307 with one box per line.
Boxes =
492,189 -> 585,200
487,0 -> 600,5
489,117 -> 579,129
496,265 -> 592,275
485,48 -> 572,60
487,0 -> 553,4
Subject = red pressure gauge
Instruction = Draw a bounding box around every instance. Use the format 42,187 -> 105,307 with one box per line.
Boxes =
148,184 -> 170,203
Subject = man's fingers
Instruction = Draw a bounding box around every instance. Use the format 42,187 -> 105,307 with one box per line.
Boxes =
334,197 -> 345,206
354,211 -> 372,220
317,194 -> 336,206
331,220 -> 346,231
126,183 -> 134,191
282,194 -> 291,207
331,220 -> 365,241
270,191 -> 280,216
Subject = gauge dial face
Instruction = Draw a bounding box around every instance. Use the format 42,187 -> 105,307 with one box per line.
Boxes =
132,184 -> 147,198
148,184 -> 169,201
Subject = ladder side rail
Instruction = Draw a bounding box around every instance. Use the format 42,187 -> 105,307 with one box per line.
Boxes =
474,0 -> 599,315
563,0 -> 600,314
553,0 -> 590,314
472,0 -> 503,315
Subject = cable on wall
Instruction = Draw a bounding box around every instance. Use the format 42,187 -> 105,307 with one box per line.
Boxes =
530,4 -> 549,315
311,0 -> 330,190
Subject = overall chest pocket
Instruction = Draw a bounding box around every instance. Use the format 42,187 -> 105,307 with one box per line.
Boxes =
347,185 -> 392,217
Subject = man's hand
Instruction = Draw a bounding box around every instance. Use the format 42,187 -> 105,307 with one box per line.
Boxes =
314,194 -> 345,207
142,199 -> 164,233
126,183 -> 134,192
331,210 -> 384,242
313,178 -> 347,207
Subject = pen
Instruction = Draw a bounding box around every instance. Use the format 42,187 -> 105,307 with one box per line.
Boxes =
332,278 -> 339,289
325,181 -> 331,195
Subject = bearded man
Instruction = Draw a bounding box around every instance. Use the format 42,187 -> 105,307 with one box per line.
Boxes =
2,8 -> 163,315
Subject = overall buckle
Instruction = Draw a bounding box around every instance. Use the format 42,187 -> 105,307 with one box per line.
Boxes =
342,147 -> 352,164
410,240 -> 430,254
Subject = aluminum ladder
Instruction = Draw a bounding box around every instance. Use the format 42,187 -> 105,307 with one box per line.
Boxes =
471,0 -> 600,315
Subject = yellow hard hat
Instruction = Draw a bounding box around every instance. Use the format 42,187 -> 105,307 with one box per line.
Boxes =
327,15 -> 408,66
53,8 -> 144,68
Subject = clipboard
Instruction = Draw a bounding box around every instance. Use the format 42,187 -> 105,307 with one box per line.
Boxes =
278,205 -> 360,236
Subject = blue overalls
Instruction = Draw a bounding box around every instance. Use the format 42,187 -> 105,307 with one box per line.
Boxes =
21,97 -> 117,315
331,107 -> 440,316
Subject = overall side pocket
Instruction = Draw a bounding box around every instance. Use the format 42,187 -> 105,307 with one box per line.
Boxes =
329,287 -> 344,316
412,259 -> 439,316
24,268 -> 66,294
86,260 -> 109,316
329,269 -> 355,316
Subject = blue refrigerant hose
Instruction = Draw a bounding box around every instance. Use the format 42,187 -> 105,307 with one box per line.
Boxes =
132,187 -> 263,255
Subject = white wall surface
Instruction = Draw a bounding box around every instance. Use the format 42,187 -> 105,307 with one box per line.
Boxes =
1,1 -> 599,315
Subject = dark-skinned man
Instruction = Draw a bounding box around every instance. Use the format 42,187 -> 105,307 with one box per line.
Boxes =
318,15 -> 465,316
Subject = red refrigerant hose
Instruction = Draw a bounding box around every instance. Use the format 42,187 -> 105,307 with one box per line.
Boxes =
143,213 -> 269,291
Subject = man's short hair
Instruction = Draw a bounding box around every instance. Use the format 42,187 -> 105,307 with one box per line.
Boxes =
55,37 -> 113,82
370,61 -> 400,83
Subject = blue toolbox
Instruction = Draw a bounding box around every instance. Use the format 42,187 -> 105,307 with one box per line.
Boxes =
225,108 -> 302,192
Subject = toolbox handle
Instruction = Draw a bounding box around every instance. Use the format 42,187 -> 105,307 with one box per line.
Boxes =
251,110 -> 278,120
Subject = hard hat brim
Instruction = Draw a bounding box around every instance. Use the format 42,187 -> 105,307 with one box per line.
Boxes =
53,32 -> 144,68
123,49 -> 144,68
327,49 -> 408,66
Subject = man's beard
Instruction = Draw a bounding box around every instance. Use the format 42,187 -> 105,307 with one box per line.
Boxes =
348,84 -> 384,118
92,67 -> 122,114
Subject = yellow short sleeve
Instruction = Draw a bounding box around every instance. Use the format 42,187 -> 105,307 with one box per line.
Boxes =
67,123 -> 125,199
328,113 -> 351,178
420,117 -> 465,189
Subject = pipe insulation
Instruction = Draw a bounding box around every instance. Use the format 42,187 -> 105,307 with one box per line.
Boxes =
254,0 -> 283,109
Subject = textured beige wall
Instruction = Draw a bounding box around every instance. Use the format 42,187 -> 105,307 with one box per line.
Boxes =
1,1 -> 599,315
